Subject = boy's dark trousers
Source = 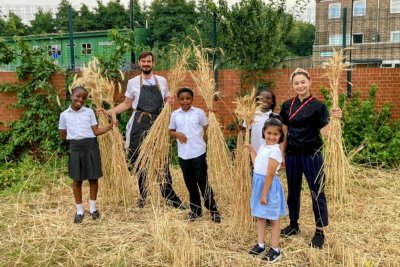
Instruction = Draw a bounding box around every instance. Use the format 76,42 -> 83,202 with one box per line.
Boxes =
178,153 -> 218,216
285,151 -> 329,228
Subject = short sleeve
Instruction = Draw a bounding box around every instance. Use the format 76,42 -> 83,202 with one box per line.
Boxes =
125,79 -> 136,99
269,146 -> 282,163
318,103 -> 330,129
169,112 -> 177,130
199,109 -> 208,126
89,109 -> 98,126
59,113 -> 66,130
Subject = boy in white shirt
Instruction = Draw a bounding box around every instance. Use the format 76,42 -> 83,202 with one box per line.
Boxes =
169,87 -> 221,223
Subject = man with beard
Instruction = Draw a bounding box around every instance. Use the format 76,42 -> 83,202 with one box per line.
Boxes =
103,51 -> 186,209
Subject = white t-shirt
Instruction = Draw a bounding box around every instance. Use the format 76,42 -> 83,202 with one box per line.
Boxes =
169,106 -> 208,160
59,106 -> 97,140
253,144 -> 282,176
125,74 -> 169,110
243,110 -> 272,152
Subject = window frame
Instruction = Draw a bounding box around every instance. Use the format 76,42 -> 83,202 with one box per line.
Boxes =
328,3 -> 341,19
47,45 -> 61,57
81,43 -> 92,55
391,31 -> 400,43
329,34 -> 350,46
391,0 -> 400,13
353,33 -> 364,44
353,0 -> 366,16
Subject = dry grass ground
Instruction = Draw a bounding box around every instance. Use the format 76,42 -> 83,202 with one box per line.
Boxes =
0,166 -> 399,266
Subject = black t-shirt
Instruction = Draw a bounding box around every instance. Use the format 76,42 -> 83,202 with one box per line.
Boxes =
279,95 -> 329,153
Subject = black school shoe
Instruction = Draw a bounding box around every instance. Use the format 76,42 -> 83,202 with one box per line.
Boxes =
262,248 -> 281,263
166,199 -> 188,210
249,244 -> 266,256
74,213 -> 84,224
280,224 -> 300,237
188,212 -> 202,222
310,232 -> 325,249
90,210 -> 101,220
211,212 -> 221,223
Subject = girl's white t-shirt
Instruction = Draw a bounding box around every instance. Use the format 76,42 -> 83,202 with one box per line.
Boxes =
253,144 -> 282,176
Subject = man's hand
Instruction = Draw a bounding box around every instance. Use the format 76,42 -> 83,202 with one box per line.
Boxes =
165,96 -> 174,105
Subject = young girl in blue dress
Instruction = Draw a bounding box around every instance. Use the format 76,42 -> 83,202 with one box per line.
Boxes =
59,87 -> 115,224
246,116 -> 287,263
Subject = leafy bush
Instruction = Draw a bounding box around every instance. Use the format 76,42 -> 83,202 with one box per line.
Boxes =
322,84 -> 400,168
0,38 -> 65,162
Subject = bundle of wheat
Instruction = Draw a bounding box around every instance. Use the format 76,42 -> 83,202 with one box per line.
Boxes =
133,48 -> 190,201
322,48 -> 351,205
231,88 -> 258,232
71,59 -> 134,207
190,42 -> 233,203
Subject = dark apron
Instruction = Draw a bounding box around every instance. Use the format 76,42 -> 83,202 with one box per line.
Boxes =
128,75 -> 163,160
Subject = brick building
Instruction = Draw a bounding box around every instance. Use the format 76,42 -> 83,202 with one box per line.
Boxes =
313,0 -> 400,67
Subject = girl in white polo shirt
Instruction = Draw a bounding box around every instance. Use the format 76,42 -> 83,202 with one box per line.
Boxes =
59,87 -> 115,224
169,87 -> 221,223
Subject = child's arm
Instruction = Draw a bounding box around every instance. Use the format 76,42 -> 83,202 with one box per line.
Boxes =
260,158 -> 279,205
280,125 -> 288,169
91,121 -> 116,136
60,130 -> 67,141
169,129 -> 188,144
244,144 -> 257,164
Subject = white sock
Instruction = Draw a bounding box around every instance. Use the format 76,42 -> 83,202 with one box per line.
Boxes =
76,203 -> 84,215
89,200 -> 97,213
272,247 -> 280,253
258,243 -> 265,249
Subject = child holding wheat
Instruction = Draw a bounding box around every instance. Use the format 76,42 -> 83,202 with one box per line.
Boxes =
243,88 -> 278,152
169,87 -> 221,223
59,87 -> 116,224
246,116 -> 287,263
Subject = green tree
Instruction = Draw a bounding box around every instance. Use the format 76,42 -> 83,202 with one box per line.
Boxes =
285,20 -> 315,57
55,0 -> 77,33
0,12 -> 28,36
132,0 -> 146,27
74,4 -> 97,31
95,0 -> 129,30
29,9 -> 56,34
217,0 -> 293,70
147,0 -> 196,47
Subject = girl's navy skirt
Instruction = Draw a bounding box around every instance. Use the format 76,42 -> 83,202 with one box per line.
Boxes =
68,137 -> 102,181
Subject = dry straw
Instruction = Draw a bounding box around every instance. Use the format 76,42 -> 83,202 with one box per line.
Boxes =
133,47 -> 190,200
232,88 -> 258,232
322,48 -> 351,205
70,59 -> 134,207
190,41 -> 233,203
1,162 -> 399,265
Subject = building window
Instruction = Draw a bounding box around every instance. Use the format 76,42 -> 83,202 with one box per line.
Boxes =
329,3 -> 341,19
353,0 -> 366,16
329,34 -> 350,46
353,34 -> 363,44
391,31 -> 400,42
47,45 -> 61,57
82,43 -> 92,55
391,0 -> 400,13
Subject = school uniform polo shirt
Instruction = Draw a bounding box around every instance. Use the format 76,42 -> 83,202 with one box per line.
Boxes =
279,95 -> 329,153
169,106 -> 208,160
243,110 -> 273,152
59,106 -> 97,140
